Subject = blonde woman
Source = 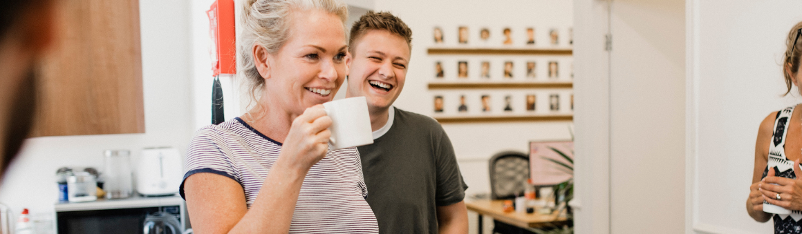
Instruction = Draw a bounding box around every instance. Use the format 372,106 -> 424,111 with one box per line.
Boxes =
748,21 -> 802,233
180,0 -> 378,233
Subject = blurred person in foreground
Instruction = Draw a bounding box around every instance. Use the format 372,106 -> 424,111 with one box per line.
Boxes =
346,11 -> 469,234
0,0 -> 55,177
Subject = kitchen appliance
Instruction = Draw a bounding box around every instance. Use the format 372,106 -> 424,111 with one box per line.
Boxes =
67,172 -> 97,202
55,196 -> 187,234
104,150 -> 134,199
137,147 -> 182,196
143,211 -> 182,234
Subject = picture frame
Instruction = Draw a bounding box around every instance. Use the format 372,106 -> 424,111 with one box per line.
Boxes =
434,95 -> 444,113
529,140 -> 574,186
526,27 -> 535,45
458,26 -> 469,44
434,27 -> 444,44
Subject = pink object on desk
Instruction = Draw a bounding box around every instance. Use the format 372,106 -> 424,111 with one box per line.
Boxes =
529,140 -> 573,186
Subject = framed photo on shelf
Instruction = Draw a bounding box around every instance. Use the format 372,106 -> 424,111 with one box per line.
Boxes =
481,61 -> 490,79
458,61 -> 468,78
503,95 -> 513,112
458,95 -> 468,113
458,26 -> 469,44
434,27 -> 444,44
480,28 -> 490,41
526,94 -> 536,111
435,61 -> 444,78
549,94 -> 559,111
481,95 -> 491,112
434,95 -> 444,113
529,140 -> 574,186
503,61 -> 513,78
526,27 -> 535,45
526,61 -> 536,78
549,28 -> 559,45
503,27 -> 513,45
548,61 -> 559,78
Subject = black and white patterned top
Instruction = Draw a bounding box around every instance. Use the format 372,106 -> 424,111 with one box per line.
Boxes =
762,106 -> 802,233
179,117 -> 379,233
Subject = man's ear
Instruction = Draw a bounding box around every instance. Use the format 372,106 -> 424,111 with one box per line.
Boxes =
253,44 -> 271,80
345,51 -> 352,77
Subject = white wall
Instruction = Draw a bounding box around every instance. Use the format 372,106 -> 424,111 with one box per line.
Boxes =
0,0 -> 194,222
689,1 -> 802,233
609,1 -> 686,233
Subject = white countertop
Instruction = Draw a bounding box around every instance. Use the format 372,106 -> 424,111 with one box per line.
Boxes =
54,194 -> 184,212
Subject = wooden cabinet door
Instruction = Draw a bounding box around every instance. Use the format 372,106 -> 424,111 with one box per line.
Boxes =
32,0 -> 144,137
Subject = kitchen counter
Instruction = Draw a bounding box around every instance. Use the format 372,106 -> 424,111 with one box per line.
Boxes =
54,194 -> 183,212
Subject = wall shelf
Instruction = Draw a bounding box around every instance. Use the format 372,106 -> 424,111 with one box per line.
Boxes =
434,115 -> 573,123
428,81 -> 572,89
427,47 -> 572,55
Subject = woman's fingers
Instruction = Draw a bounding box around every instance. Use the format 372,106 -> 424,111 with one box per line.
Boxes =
763,176 -> 795,186
761,182 -> 793,194
764,194 -> 793,208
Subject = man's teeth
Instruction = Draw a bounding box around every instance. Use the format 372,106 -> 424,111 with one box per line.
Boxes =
307,88 -> 331,96
369,80 -> 392,90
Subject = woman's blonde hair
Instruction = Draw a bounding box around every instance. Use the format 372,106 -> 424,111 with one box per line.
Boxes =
239,0 -> 348,111
783,21 -> 802,96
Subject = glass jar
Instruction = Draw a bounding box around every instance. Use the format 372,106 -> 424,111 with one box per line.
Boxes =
104,150 -> 133,199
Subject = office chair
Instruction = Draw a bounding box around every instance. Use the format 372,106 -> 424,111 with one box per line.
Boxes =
488,151 -> 535,234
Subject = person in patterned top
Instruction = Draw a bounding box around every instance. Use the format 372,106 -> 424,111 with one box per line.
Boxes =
748,21 -> 802,234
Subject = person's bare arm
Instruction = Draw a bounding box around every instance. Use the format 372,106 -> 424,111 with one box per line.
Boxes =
184,106 -> 332,233
747,112 -> 775,222
437,201 -> 469,234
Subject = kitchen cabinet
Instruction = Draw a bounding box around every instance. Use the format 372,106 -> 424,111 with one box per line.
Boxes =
32,0 -> 144,137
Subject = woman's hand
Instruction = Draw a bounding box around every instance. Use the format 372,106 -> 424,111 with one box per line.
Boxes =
761,159 -> 802,210
278,105 -> 332,171
749,180 -> 766,213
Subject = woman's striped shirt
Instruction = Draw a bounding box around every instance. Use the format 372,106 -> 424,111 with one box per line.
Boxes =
179,117 -> 379,233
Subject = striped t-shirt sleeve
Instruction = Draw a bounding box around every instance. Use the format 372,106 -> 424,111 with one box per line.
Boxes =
179,127 -> 240,199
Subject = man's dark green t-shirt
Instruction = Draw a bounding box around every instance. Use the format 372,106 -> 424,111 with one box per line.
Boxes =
357,107 -> 468,234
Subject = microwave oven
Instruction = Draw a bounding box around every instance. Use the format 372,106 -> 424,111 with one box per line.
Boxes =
54,195 -> 188,234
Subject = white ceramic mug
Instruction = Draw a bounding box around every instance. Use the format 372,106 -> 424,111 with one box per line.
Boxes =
323,96 -> 374,150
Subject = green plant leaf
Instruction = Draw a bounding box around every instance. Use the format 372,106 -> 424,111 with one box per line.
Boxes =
543,157 -> 573,171
549,147 -> 573,165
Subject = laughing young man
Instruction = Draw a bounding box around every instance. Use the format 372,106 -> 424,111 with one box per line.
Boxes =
346,11 -> 469,233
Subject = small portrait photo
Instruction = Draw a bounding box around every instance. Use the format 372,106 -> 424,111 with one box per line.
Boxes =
480,28 -> 490,41
548,61 -> 559,78
549,94 -> 560,111
550,28 -> 559,45
504,61 -> 514,78
504,95 -> 513,112
458,61 -> 468,78
434,27 -> 444,44
527,27 -> 535,45
458,95 -> 468,112
571,94 -> 574,110
526,61 -> 536,78
481,95 -> 491,112
434,96 -> 444,113
503,28 -> 513,45
435,61 -> 444,78
458,26 -> 469,44
526,95 -> 536,111
481,61 -> 491,78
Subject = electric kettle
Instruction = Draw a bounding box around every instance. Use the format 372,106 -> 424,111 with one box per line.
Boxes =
142,212 -> 182,234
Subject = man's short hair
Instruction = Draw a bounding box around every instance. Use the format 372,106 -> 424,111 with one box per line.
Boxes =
348,11 -> 412,53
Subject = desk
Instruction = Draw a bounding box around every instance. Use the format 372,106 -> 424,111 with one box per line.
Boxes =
466,199 -> 567,234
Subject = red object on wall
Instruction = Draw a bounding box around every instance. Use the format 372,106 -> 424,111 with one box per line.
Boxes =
207,0 -> 236,76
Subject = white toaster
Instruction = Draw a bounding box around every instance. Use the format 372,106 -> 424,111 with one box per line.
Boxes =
136,147 -> 183,196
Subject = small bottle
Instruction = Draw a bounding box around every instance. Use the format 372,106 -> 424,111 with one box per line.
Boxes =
55,168 -> 73,203
15,208 -> 33,234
